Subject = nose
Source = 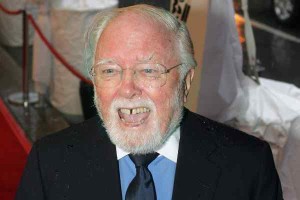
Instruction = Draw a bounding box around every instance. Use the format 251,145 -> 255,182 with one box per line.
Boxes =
118,70 -> 142,99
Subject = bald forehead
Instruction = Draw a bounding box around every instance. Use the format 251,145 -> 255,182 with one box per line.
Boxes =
95,11 -> 179,64
105,11 -> 174,37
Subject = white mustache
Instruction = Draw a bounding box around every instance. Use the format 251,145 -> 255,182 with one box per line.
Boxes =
111,98 -> 156,111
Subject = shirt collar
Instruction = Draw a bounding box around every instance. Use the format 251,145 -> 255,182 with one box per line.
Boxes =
116,127 -> 180,163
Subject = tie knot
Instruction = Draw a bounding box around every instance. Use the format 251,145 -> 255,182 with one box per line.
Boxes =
129,153 -> 159,167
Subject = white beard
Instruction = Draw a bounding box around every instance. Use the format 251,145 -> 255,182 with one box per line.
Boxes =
94,86 -> 184,154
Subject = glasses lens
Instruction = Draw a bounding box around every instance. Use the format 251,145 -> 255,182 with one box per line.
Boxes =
135,63 -> 166,88
93,63 -> 122,88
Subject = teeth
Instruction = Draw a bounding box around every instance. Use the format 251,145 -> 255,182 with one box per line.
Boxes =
120,108 -> 131,115
120,107 -> 150,114
132,109 -> 137,114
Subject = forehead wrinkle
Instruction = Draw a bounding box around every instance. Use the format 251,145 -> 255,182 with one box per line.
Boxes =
136,53 -> 155,63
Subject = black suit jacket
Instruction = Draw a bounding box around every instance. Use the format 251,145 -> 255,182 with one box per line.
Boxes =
16,109 -> 283,200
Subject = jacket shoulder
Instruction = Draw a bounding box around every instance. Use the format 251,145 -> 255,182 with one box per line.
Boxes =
35,116 -> 108,150
183,109 -> 267,148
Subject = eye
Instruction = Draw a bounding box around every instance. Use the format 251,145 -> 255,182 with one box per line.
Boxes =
137,64 -> 162,78
140,68 -> 160,78
143,68 -> 157,74
95,63 -> 121,77
102,68 -> 117,75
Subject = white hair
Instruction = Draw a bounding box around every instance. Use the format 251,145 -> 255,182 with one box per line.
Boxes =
84,4 -> 197,82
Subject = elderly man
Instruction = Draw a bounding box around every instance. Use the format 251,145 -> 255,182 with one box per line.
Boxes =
16,4 -> 282,200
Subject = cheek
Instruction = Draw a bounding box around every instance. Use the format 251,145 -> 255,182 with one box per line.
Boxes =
158,79 -> 181,125
147,71 -> 180,106
153,92 -> 172,109
95,87 -> 116,114
148,87 -> 177,123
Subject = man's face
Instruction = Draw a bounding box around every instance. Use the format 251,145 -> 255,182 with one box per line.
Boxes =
93,13 -> 187,154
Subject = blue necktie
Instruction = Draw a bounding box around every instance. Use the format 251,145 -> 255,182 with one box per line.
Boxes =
125,153 -> 159,200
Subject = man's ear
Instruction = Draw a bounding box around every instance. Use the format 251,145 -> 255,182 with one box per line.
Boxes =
183,69 -> 195,103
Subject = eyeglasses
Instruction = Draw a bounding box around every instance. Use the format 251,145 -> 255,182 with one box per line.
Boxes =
89,62 -> 183,88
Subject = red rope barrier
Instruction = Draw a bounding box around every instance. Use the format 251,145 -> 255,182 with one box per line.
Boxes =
27,15 -> 93,85
0,3 -> 92,85
0,3 -> 22,15
28,14 -> 93,85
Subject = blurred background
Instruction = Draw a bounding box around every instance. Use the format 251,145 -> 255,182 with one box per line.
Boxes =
0,0 -> 299,199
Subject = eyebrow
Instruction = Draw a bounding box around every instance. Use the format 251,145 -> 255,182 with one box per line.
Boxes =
94,58 -> 116,65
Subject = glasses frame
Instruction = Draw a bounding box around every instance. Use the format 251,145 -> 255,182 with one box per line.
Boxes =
89,62 -> 184,88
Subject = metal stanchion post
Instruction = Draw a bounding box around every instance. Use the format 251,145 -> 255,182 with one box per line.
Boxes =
8,10 -> 38,107
22,9 -> 30,108
241,0 -> 260,84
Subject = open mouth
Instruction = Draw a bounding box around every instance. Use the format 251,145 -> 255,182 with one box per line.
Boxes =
118,107 -> 150,127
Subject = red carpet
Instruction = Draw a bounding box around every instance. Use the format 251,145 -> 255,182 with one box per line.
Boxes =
0,98 -> 31,200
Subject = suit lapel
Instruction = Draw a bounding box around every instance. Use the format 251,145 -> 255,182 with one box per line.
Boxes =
79,117 -> 122,199
172,110 -> 222,200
